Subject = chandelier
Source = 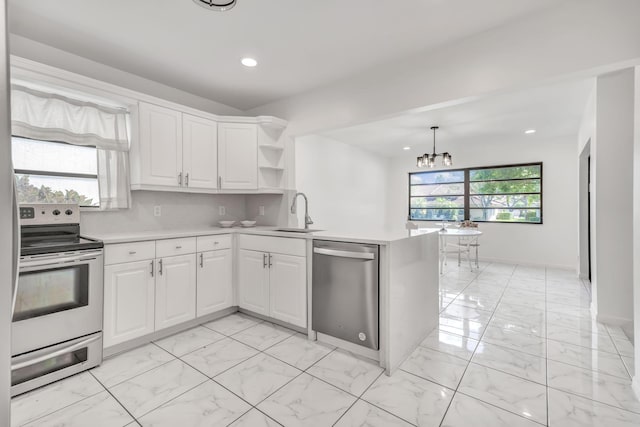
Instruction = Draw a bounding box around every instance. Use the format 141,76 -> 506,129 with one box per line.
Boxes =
192,0 -> 237,11
416,126 -> 452,168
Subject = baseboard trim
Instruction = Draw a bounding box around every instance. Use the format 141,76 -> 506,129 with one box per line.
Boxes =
468,255 -> 576,270
595,312 -> 634,326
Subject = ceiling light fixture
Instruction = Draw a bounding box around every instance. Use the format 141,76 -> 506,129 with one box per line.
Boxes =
416,126 -> 452,168
241,57 -> 258,67
192,0 -> 237,12
525,129 -> 536,134
403,146 -> 411,150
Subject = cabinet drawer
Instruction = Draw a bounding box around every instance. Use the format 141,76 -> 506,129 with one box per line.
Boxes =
197,234 -> 232,252
104,241 -> 156,265
156,237 -> 197,258
237,234 -> 306,257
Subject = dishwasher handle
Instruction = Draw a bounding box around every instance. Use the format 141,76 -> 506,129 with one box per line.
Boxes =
313,247 -> 375,260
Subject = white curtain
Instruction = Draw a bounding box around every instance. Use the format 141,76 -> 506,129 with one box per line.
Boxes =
11,85 -> 131,209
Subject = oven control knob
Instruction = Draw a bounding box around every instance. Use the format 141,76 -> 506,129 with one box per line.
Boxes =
52,209 -> 61,216
65,209 -> 73,215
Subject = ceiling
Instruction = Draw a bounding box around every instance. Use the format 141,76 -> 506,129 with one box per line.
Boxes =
322,79 -> 594,157
8,0 -> 564,110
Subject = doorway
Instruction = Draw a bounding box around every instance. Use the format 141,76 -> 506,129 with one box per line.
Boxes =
578,140 -> 592,296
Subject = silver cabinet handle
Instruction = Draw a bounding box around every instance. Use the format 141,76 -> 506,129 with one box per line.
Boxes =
11,334 -> 101,371
313,247 -> 375,260
178,172 -> 183,186
129,251 -> 137,255
158,259 -> 163,275
218,176 -> 222,188
185,173 -> 189,187
150,260 -> 154,277
268,253 -> 272,268
200,253 -> 204,268
176,246 -> 182,249
263,253 -> 267,268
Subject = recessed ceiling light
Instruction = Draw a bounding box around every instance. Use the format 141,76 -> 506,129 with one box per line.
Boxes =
241,57 -> 258,67
525,129 -> 536,134
403,146 -> 411,150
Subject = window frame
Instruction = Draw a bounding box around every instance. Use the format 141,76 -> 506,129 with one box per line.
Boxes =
12,137 -> 101,209
408,162 -> 543,224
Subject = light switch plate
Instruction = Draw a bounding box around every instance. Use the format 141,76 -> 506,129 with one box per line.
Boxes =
219,206 -> 226,216
153,206 -> 161,217
259,206 -> 265,216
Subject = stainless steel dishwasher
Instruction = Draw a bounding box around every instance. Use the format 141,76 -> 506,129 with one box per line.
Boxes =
312,240 -> 379,350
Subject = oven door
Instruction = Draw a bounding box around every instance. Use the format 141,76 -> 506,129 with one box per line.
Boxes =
12,250 -> 104,356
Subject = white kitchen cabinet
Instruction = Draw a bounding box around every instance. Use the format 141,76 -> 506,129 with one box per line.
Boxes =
218,122 -> 258,190
269,253 -> 307,328
237,249 -> 269,316
237,236 -> 307,328
155,253 -> 197,330
183,114 -> 218,190
138,102 -> 183,187
104,260 -> 156,347
197,249 -> 233,316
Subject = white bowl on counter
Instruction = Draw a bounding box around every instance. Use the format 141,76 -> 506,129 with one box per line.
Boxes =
240,220 -> 257,228
218,220 -> 236,228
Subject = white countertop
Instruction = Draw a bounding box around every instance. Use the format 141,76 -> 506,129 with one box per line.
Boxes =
85,226 -> 438,245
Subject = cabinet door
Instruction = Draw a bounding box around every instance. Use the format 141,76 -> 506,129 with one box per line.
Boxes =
138,102 -> 183,187
269,253 -> 307,328
104,260 -> 155,347
218,123 -> 258,189
155,254 -> 196,330
183,114 -> 218,189
197,249 -> 232,316
237,249 -> 269,315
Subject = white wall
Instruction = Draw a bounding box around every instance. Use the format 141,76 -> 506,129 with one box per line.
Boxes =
633,65 -> 640,399
387,136 -> 578,268
593,69 -> 635,325
295,135 -> 390,233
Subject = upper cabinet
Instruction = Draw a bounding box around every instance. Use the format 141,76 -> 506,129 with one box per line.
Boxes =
137,103 -> 183,187
218,122 -> 258,190
183,114 -> 218,190
131,102 -> 287,194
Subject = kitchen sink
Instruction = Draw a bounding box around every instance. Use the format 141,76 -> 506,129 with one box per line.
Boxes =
274,228 -> 323,233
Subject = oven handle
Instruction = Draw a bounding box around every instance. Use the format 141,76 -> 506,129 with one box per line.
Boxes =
11,334 -> 101,371
19,251 -> 103,269
11,170 -> 20,316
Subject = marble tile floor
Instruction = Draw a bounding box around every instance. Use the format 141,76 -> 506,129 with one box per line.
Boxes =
11,261 -> 639,427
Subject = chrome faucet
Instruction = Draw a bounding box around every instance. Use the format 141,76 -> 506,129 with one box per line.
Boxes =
291,192 -> 314,229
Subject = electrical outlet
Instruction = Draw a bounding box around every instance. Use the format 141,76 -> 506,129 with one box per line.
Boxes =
259,206 -> 265,216
219,206 -> 226,216
153,206 -> 161,217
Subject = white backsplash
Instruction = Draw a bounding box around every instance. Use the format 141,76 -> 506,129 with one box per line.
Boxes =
80,190 -> 298,235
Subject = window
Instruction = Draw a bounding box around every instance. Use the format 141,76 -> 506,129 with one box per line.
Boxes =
12,136 -> 100,207
409,163 -> 542,223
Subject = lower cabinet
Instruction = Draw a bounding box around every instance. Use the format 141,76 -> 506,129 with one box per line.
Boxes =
269,253 -> 307,327
197,249 -> 233,316
104,260 -> 155,347
237,249 -> 270,316
238,248 -> 307,328
155,253 -> 197,330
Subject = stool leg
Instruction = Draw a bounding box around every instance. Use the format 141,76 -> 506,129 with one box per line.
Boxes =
475,245 -> 479,269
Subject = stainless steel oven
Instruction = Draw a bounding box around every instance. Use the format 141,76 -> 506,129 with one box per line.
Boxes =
12,204 -> 104,396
